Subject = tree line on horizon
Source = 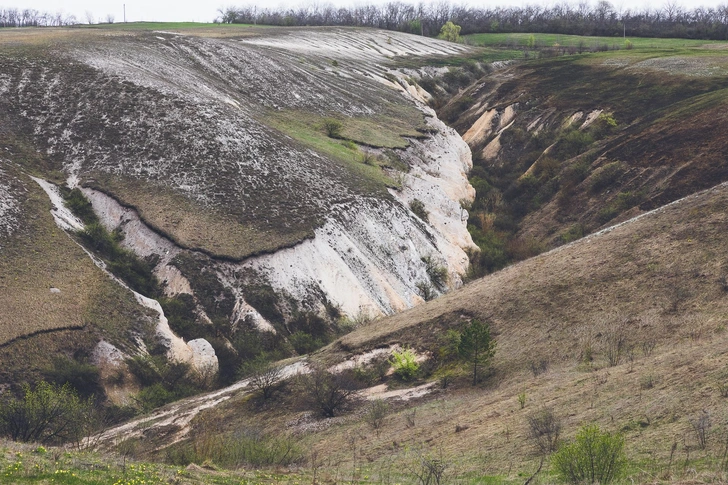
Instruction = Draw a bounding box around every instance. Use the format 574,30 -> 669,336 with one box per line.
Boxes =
217,1 -> 728,40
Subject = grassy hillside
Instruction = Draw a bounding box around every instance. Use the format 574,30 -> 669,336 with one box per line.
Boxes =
0,161 -> 154,384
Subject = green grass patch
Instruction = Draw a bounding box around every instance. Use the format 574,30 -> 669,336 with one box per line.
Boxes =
465,32 -> 725,50
392,47 -> 524,69
265,110 -> 403,191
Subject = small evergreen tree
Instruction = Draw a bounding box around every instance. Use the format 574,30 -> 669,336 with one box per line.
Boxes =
458,319 -> 496,385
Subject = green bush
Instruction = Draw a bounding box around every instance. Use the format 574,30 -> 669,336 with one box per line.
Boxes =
322,118 -> 343,138
0,381 -> 93,445
589,161 -> 624,193
390,348 -> 419,381
422,256 -> 448,290
459,319 -> 496,385
552,424 -> 626,484
62,187 -> 98,225
43,356 -> 102,399
77,222 -> 161,297
288,331 -> 325,355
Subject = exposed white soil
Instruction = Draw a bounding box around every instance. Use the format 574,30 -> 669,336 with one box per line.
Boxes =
30,177 -> 84,232
359,381 -> 436,401
52,28 -> 479,322
31,178 -> 218,375
0,165 -> 22,248
627,56 -> 728,77
580,109 -> 603,130
92,360 -> 309,450
328,345 -> 398,373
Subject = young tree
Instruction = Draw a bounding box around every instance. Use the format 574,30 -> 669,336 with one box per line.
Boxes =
458,319 -> 496,385
437,21 -> 462,42
552,424 -> 626,484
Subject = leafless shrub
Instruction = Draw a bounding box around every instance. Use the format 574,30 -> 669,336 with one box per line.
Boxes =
641,339 -> 656,357
410,449 -> 448,485
365,399 -> 389,437
602,320 -> 626,367
527,408 -> 562,455
247,360 -> 284,400
529,358 -> 549,377
690,411 -> 711,449
405,409 -> 416,428
577,325 -> 597,363
299,366 -> 358,417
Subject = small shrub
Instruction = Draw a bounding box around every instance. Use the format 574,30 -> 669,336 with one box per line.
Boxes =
518,392 -> 527,409
390,348 -> 419,381
299,366 -> 357,417
552,424 -> 626,484
422,256 -> 448,290
322,118 -> 343,138
361,150 -> 378,166
641,339 -> 656,357
409,198 -> 429,222
639,374 -> 655,390
690,411 -> 711,449
62,187 -> 98,224
416,281 -> 436,301
527,408 -> 562,455
602,321 -> 626,367
529,358 -> 550,377
239,358 -> 284,400
365,399 -> 389,436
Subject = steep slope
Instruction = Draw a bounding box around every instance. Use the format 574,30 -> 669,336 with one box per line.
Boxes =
442,46 -> 728,275
0,26 -> 477,389
0,159 -> 154,384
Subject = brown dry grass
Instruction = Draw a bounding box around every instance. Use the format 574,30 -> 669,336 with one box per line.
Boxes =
88,175 -> 312,261
238,181 -> 728,480
0,167 -> 153,381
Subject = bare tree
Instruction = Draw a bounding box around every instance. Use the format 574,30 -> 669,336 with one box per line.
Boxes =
300,366 -> 357,417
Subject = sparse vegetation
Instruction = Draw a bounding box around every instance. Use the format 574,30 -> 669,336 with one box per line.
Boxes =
409,198 -> 429,222
527,408 -> 562,455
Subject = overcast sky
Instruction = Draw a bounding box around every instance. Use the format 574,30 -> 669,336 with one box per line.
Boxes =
4,0 -> 727,24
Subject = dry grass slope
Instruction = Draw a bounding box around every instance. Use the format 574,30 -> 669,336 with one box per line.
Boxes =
0,163 -> 153,382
